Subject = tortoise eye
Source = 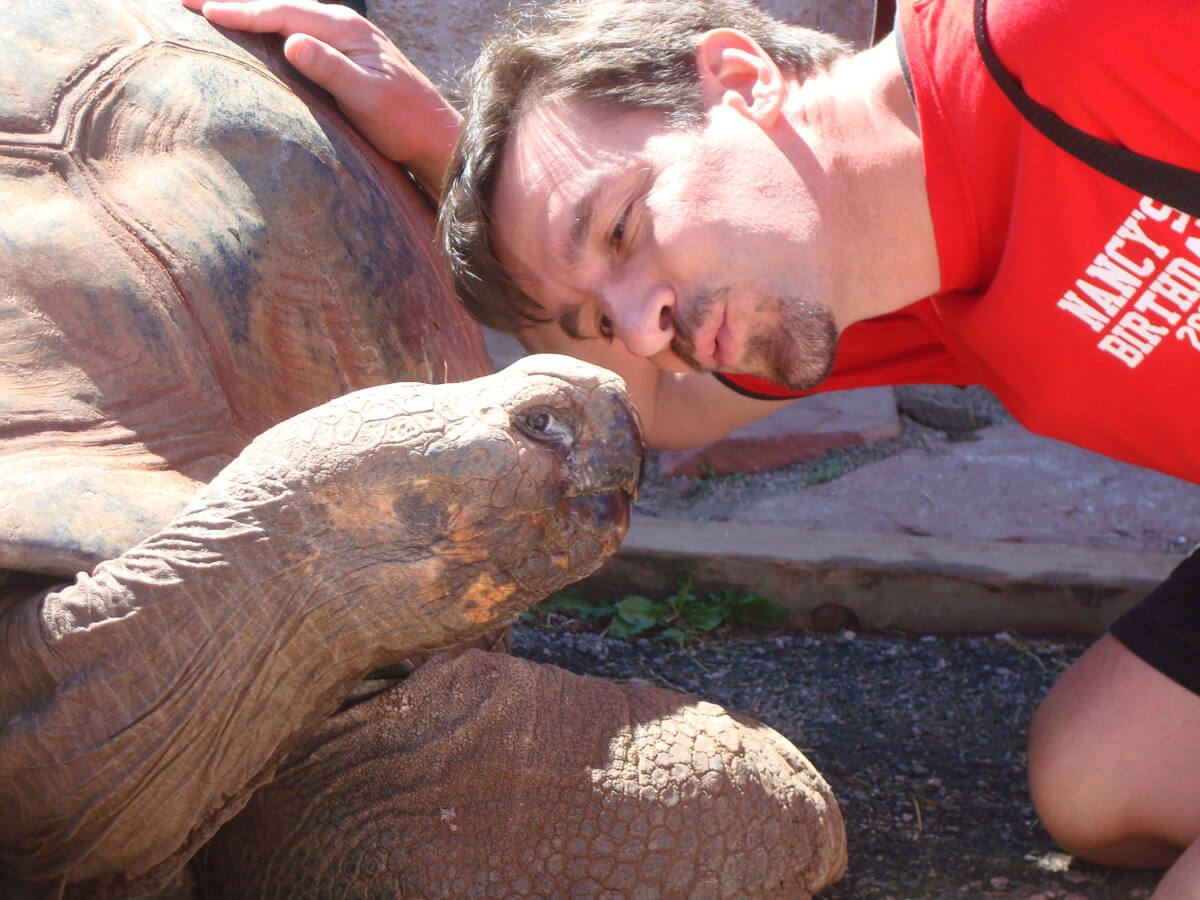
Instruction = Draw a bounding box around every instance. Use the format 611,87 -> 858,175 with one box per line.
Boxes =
517,408 -> 573,446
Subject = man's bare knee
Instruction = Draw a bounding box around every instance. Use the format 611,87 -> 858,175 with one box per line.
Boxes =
1027,637 -> 1191,869
1027,687 -> 1108,857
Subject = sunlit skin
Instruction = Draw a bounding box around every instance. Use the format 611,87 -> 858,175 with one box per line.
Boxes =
489,29 -> 940,391
492,99 -> 840,390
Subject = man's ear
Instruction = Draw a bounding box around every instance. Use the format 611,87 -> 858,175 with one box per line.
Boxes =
695,28 -> 785,127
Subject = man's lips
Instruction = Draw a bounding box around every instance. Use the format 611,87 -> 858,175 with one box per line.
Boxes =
684,301 -> 729,371
714,311 -> 736,369
672,292 -> 724,369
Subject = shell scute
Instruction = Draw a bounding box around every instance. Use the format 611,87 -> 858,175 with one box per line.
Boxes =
0,0 -> 492,576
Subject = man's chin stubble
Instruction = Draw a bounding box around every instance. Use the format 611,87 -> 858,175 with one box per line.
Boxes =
745,305 -> 839,391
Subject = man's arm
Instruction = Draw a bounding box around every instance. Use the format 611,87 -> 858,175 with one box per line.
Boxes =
517,323 -> 792,450
182,0 -> 459,195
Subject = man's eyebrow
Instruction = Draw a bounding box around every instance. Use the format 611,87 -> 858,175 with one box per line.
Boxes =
563,177 -> 607,267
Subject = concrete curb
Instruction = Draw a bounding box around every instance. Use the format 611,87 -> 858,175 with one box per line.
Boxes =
576,515 -> 1184,637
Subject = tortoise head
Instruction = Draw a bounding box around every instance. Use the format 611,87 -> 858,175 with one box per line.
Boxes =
203,354 -> 644,629
419,353 -> 645,599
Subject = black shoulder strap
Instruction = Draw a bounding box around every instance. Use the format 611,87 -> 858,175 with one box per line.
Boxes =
974,0 -> 1200,217
871,0 -> 897,46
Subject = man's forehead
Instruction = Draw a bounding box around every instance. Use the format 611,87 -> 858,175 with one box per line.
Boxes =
491,99 -> 675,322
505,99 -> 636,186
493,102 -> 632,266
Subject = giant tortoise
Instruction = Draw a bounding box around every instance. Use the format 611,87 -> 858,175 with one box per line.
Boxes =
0,1 -> 845,896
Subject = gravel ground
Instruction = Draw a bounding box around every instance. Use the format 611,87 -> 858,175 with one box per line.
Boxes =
511,622 -> 1161,899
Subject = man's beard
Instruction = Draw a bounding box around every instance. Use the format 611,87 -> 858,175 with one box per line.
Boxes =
672,289 -> 839,391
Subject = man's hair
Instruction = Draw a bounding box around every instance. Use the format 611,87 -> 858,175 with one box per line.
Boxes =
437,0 -> 850,334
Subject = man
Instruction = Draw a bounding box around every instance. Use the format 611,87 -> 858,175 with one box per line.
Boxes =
187,0 -> 1200,894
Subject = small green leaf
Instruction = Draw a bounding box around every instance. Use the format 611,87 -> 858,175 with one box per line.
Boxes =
722,592 -> 790,626
613,595 -> 667,634
657,627 -> 691,645
606,615 -> 656,638
680,601 -> 724,632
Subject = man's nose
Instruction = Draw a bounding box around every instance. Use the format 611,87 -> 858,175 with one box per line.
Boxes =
607,281 -> 676,358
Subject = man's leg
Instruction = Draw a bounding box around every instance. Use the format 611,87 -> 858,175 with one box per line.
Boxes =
1028,633 -> 1200,873
1153,836 -> 1200,900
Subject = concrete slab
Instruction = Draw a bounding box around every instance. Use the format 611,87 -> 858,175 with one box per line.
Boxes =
655,387 -> 902,477
729,424 -> 1200,554
577,516 -> 1184,637
574,423 -> 1198,636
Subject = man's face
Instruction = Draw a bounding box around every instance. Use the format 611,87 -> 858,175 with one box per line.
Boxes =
490,95 -> 843,390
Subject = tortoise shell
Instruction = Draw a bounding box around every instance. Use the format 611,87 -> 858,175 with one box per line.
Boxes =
0,0 -> 491,577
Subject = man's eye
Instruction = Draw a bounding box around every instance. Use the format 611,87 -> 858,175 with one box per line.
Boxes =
610,204 -> 631,248
597,314 -> 615,340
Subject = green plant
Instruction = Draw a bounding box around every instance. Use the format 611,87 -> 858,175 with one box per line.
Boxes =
803,456 -> 844,486
524,587 -> 616,626
526,574 -> 789,644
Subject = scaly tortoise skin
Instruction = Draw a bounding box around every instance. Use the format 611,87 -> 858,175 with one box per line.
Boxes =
0,1 -> 845,896
200,648 -> 846,899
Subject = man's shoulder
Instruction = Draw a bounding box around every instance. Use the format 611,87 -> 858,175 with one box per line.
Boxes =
983,0 -> 1198,158
987,0 -> 1174,82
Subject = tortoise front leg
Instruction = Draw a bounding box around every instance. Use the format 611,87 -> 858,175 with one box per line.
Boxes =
198,650 -> 847,899
0,474 -> 491,895
0,462 -> 206,577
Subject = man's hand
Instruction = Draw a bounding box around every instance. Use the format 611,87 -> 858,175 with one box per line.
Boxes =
182,0 -> 461,195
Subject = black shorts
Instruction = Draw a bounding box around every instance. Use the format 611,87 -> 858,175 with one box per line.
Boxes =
1109,547 -> 1200,697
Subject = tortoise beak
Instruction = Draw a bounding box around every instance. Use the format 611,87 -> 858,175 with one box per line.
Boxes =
570,386 -> 645,504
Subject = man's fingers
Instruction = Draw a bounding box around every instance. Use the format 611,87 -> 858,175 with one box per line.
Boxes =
178,0 -> 457,181
282,33 -> 366,99
185,0 -> 365,43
